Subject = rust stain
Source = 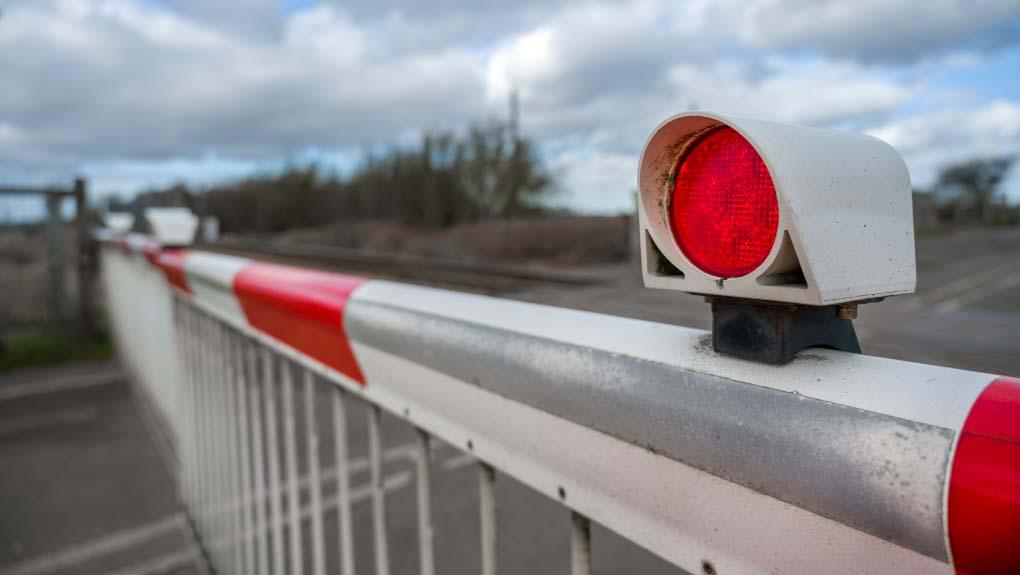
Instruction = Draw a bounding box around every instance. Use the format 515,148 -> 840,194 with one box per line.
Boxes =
652,123 -> 723,230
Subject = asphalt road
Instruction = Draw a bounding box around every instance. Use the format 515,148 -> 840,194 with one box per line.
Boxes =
513,226 -> 1020,378
0,363 -> 202,575
0,361 -> 682,575
2,226 -> 1017,575
215,226 -> 1020,376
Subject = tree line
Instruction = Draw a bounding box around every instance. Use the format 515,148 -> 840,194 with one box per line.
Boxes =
913,156 -> 1019,230
123,127 -> 1018,235
128,121 -> 556,234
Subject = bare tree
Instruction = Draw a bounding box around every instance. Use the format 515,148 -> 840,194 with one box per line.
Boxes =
934,157 -> 1015,223
136,121 -> 557,234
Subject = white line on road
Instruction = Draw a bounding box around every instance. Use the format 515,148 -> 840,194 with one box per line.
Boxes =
69,450 -> 475,575
0,407 -> 99,437
103,548 -> 199,575
0,371 -> 122,403
909,259 -> 1018,311
205,449 -> 476,552
0,444 -> 472,575
934,268 -> 1020,315
0,515 -> 185,575
198,443 -> 419,517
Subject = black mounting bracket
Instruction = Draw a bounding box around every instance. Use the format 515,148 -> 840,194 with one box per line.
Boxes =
706,296 -> 862,365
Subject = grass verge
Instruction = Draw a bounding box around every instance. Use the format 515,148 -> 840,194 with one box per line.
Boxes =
0,331 -> 113,372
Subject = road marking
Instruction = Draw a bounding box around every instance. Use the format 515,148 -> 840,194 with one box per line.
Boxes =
205,448 -> 476,552
0,515 -> 185,575
934,268 -> 1020,315
0,443 -> 468,575
0,407 -> 99,438
175,510 -> 213,575
103,549 -> 199,575
0,370 -> 122,402
440,452 -> 477,471
78,450 -> 477,575
909,259 -> 1018,311
194,444 -> 420,517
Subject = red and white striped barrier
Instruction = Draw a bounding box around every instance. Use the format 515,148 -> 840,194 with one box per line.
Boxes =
101,233 -> 1020,575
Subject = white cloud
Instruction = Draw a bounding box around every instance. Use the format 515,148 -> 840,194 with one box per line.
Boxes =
483,2 -> 918,153
0,0 -> 487,169
727,0 -> 1020,62
868,100 -> 1020,188
81,155 -> 269,201
483,5 -> 922,212
0,0 -> 1017,211
162,0 -> 284,40
550,149 -> 640,214
664,58 -> 915,126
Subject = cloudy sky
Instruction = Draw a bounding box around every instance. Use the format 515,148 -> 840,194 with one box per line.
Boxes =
1,0 -> 1019,213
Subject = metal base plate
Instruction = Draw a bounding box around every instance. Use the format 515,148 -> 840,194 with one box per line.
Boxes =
708,297 -> 861,365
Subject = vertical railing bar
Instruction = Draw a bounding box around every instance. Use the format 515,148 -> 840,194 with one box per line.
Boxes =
282,360 -> 305,575
186,304 -> 201,527
234,332 -> 256,575
190,308 -> 203,534
220,323 -> 235,570
250,340 -> 271,575
333,388 -> 355,575
184,304 -> 199,515
170,301 -> 180,476
203,314 -> 217,558
479,463 -> 498,575
172,299 -> 191,509
304,369 -> 327,575
263,348 -> 286,575
212,321 -> 229,571
368,405 -> 390,575
204,315 -> 220,567
219,323 -> 234,571
570,512 -> 592,575
197,312 -> 213,549
416,429 -> 435,575
227,325 -> 244,573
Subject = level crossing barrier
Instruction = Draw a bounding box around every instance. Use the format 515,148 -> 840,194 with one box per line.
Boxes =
97,229 -> 1020,575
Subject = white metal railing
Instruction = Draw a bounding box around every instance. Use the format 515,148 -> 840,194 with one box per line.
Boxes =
98,233 -> 1016,575
172,298 -> 520,575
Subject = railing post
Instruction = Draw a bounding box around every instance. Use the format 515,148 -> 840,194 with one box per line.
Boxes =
235,334 -> 256,575
369,405 -> 390,575
333,388 -> 355,575
249,343 -> 271,575
262,349 -> 285,575
416,430 -> 435,575
73,177 -> 96,337
282,361 -> 304,575
304,369 -> 327,575
570,512 -> 591,575
45,192 -> 66,324
479,463 -> 498,575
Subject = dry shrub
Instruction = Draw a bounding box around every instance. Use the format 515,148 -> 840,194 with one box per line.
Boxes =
276,215 -> 632,265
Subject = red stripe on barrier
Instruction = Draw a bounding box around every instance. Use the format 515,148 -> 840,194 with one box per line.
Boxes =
153,249 -> 192,294
948,376 -> 1020,575
233,263 -> 368,384
142,241 -> 161,266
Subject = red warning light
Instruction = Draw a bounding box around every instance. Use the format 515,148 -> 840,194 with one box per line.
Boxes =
670,127 -> 779,278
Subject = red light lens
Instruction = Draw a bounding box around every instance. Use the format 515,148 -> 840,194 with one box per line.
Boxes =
670,127 -> 778,278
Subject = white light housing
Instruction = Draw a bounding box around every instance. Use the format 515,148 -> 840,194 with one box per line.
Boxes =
638,111 -> 916,306
103,212 -> 135,233
144,207 -> 198,247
